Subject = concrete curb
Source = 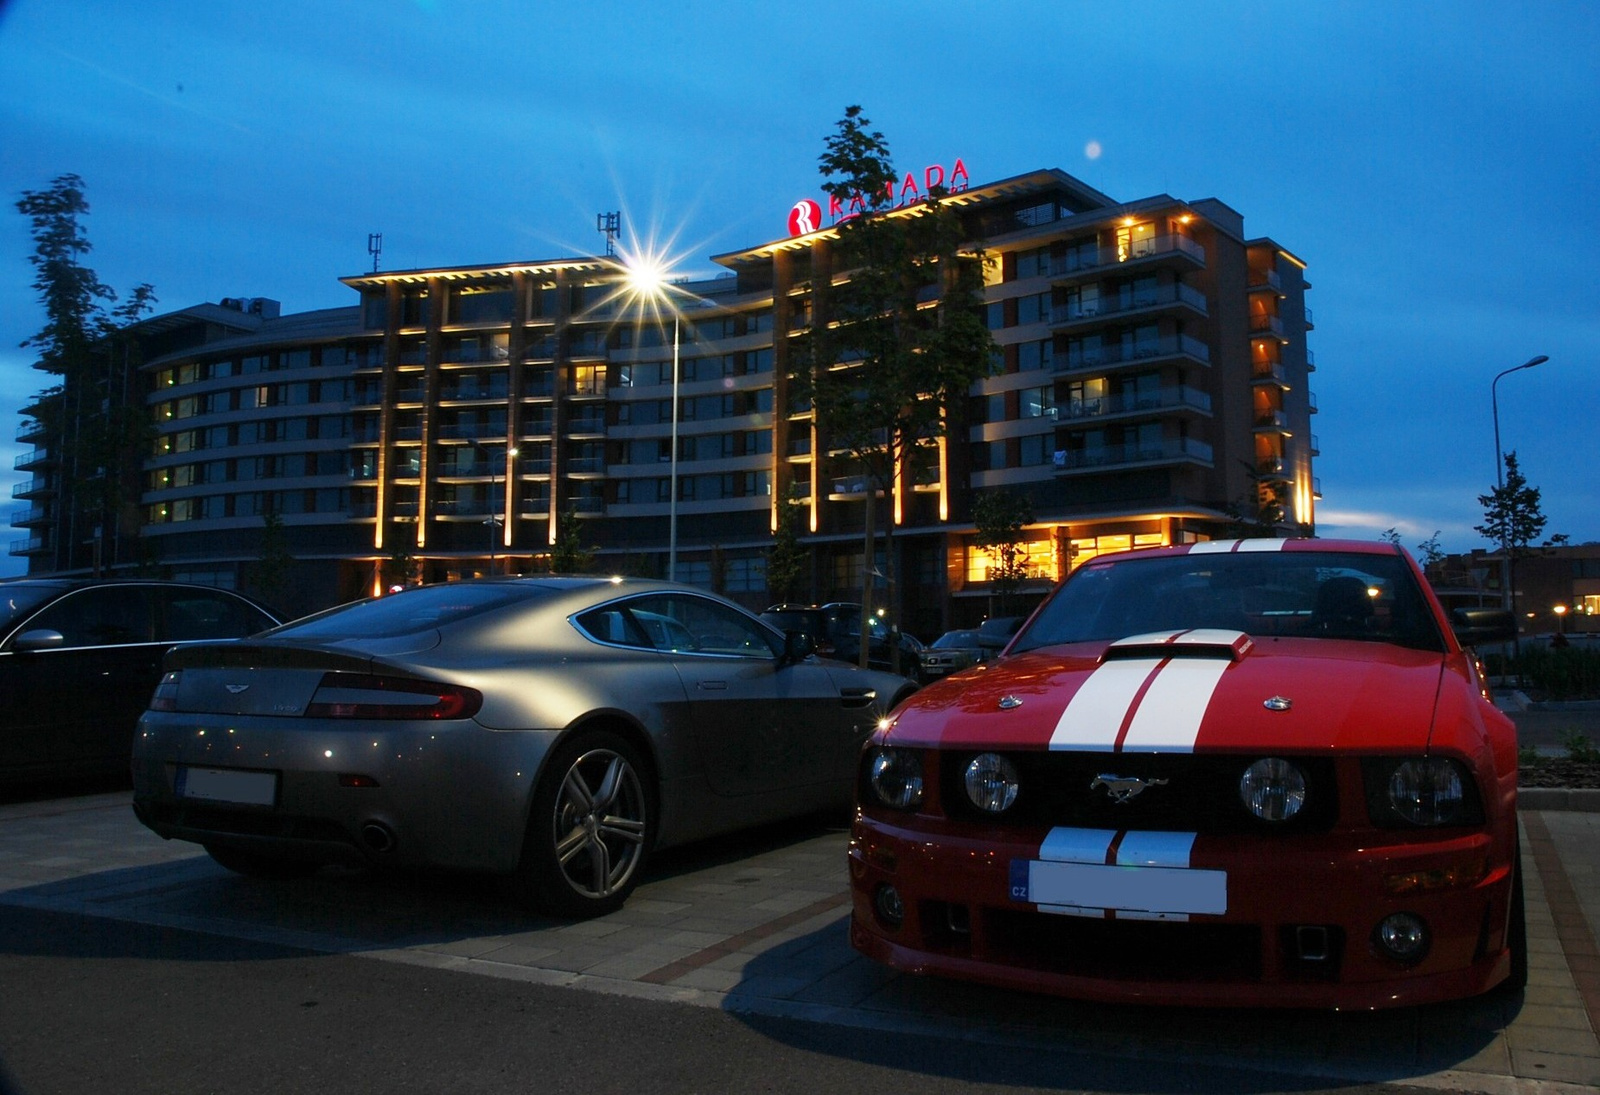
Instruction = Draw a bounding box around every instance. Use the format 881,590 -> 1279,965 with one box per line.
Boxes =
1521,787 -> 1600,813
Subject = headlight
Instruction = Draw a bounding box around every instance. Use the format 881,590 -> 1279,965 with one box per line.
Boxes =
1239,757 -> 1307,821
963,753 -> 1019,813
1386,758 -> 1466,827
867,748 -> 924,810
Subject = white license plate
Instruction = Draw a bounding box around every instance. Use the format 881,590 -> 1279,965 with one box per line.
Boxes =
175,766 -> 278,807
1009,859 -> 1227,916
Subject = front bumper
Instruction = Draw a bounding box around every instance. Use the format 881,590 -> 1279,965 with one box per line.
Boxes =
848,812 -> 1515,1009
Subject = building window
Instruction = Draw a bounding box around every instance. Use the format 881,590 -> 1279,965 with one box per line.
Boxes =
1015,247 -> 1052,279
1017,339 -> 1053,372
965,538 -> 1056,584
1016,292 -> 1052,326
1115,222 -> 1157,262
1020,386 -> 1057,419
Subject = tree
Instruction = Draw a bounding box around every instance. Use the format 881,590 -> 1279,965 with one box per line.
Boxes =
765,499 -> 809,604
1416,531 -> 1445,569
1476,451 -> 1556,677
549,503 -> 595,574
792,106 -> 998,665
1379,527 -> 1403,546
973,489 -> 1034,617
382,529 -> 418,590
16,174 -> 156,573
252,511 -> 293,608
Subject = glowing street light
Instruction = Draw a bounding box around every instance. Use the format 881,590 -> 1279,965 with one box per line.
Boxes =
620,253 -> 720,583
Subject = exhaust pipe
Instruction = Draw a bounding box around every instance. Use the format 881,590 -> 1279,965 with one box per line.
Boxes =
360,821 -> 396,854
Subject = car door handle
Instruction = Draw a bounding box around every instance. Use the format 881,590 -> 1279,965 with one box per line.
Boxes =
839,687 -> 878,708
697,681 -> 727,691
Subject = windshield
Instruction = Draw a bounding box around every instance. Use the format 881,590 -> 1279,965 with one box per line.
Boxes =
1012,550 -> 1445,654
932,631 -> 980,649
272,583 -> 546,640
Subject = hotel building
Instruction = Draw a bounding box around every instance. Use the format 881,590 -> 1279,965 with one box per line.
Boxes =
12,167 -> 1317,633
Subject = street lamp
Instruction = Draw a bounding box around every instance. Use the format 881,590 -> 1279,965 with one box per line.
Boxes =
623,258 -> 715,584
1491,355 -> 1547,488
1488,355 -> 1548,614
471,440 -> 517,575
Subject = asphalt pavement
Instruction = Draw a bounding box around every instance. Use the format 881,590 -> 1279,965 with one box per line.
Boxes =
0,775 -> 1596,1095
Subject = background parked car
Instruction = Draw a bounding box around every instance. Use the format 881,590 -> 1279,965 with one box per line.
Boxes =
0,580 -> 281,783
132,577 -> 918,918
919,617 -> 1027,683
759,602 -> 921,677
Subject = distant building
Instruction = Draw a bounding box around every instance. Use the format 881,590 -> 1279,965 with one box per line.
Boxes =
1433,546 -> 1600,636
12,167 -> 1318,629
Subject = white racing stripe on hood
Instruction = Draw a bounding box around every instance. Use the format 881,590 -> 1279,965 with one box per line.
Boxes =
1120,656 -> 1230,753
1049,658 -> 1165,751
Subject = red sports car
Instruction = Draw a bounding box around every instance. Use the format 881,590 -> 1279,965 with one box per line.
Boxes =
849,539 -> 1523,1009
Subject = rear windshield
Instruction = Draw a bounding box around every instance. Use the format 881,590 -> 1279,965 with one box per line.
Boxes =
272,583 -> 546,640
1013,550 -> 1445,654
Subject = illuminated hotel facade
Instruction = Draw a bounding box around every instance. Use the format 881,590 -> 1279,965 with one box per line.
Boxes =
12,167 -> 1317,632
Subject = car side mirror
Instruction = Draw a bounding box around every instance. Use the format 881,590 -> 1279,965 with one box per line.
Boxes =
12,629 -> 65,653
1451,607 -> 1516,648
781,629 -> 816,665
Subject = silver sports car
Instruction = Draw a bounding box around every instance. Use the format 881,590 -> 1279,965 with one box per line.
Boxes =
131,577 -> 915,917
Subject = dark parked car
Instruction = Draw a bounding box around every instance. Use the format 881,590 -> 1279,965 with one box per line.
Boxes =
0,580 -> 281,783
132,578 -> 916,917
759,602 -> 921,677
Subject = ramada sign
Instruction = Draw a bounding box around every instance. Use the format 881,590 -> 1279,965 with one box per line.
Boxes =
787,159 -> 970,237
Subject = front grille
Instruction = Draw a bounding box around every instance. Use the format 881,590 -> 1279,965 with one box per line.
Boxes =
941,752 -> 1339,833
983,908 -> 1263,982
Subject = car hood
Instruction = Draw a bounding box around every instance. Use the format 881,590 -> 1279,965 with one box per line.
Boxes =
887,630 -> 1447,754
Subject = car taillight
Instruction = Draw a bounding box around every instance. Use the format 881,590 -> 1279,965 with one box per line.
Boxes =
304,673 -> 482,721
149,671 -> 181,712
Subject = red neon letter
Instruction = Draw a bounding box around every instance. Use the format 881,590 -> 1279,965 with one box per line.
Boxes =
949,159 -> 969,191
925,164 -> 945,192
899,171 -> 919,203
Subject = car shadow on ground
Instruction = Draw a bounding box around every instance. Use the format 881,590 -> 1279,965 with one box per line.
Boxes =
0,809 -> 853,964
724,916 -> 1521,1093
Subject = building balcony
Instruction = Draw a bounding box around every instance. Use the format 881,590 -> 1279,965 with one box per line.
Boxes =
566,415 -> 606,436
438,382 -> 508,402
9,536 -> 46,556
13,448 -> 52,471
1249,314 -> 1285,338
1256,459 -> 1290,480
13,506 -> 50,527
434,423 -> 506,441
1251,362 -> 1288,387
1303,307 -> 1314,329
1254,410 -> 1290,433
1308,391 -> 1319,414
12,478 -> 53,499
1049,234 -> 1207,282
1310,434 -> 1321,456
1051,283 -> 1207,329
1313,478 -> 1323,498
15,420 -> 47,444
1052,437 -> 1214,474
1059,386 -> 1213,423
1061,334 -> 1211,374
1306,349 -> 1316,372
1247,269 -> 1283,294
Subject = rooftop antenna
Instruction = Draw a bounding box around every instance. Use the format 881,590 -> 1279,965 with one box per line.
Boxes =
367,232 -> 383,273
596,212 -> 620,257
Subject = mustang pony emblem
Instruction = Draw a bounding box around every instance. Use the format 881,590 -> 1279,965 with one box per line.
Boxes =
1090,774 -> 1169,804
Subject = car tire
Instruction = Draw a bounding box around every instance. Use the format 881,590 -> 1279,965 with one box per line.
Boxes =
515,730 -> 653,919
204,844 -> 319,880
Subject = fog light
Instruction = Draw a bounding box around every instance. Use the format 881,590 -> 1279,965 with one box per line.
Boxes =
1374,913 -> 1430,963
874,884 -> 904,929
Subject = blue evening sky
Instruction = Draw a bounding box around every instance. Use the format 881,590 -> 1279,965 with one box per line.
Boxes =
0,0 -> 1595,576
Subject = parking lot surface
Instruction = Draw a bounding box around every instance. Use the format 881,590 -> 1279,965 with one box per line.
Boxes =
0,791 -> 1595,1095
